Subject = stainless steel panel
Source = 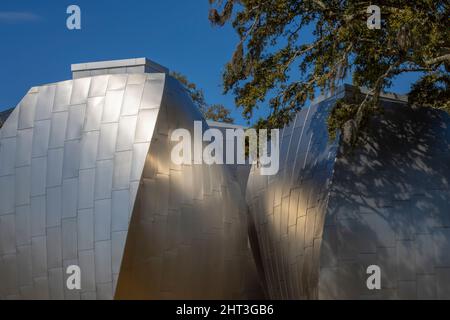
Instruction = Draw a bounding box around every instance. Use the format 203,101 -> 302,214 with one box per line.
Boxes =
94,160 -> 113,200
78,250 -> 95,292
116,116 -> 137,151
62,178 -> 78,218
97,123 -> 118,160
62,140 -> 80,179
61,218 -> 78,260
66,104 -> 86,140
48,268 -> 64,299
94,240 -> 112,284
16,129 -> 33,167
46,187 -> 62,228
54,81 -> 72,112
78,169 -> 95,209
0,175 -> 15,215
79,131 -> 99,170
30,196 -> 46,237
15,166 -> 31,206
102,90 -> 124,123
134,109 -> 158,143
121,84 -> 144,116
49,111 -> 69,149
32,120 -> 51,158
17,245 -> 32,287
0,214 -> 16,254
70,78 -> 91,105
35,85 -> 55,121
0,137 -> 16,176
18,93 -> 37,129
113,151 -> 132,189
88,75 -> 109,98
107,75 -> 127,91
84,97 -> 104,132
94,199 -> 111,241
46,148 -> 64,187
31,236 -> 47,278
15,205 -> 31,246
111,190 -> 130,232
46,227 -> 62,269
77,209 -> 94,251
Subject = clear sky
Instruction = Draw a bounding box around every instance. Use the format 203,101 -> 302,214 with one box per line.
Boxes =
0,0 -> 420,126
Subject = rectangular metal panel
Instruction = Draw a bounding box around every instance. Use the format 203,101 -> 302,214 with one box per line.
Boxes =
94,199 -> 111,241
46,186 -> 62,228
113,151 -> 132,190
112,231 -> 127,274
15,205 -> 31,246
135,109 -> 158,143
79,131 -> 100,170
31,196 -> 46,237
32,120 -> 51,158
79,250 -> 95,292
0,214 -> 16,254
35,85 -> 55,121
141,76 -> 164,109
47,148 -> 64,187
78,169 -> 95,209
15,166 -> 31,206
107,75 -> 127,91
62,218 -> 78,260
121,84 -> 144,116
95,240 -> 112,284
70,78 -> 91,105
77,209 -> 94,251
66,104 -> 86,140
63,140 -> 81,179
49,111 -> 69,149
31,157 -> 47,197
0,137 -> 16,176
130,142 -> 150,181
62,178 -> 78,218
31,236 -> 47,277
116,116 -> 137,151
89,75 -> 109,98
17,245 -> 32,287
54,81 -> 73,112
112,190 -> 130,232
46,226 -> 62,269
84,97 -> 104,132
98,123 -> 118,160
0,175 -> 15,215
95,160 -> 113,200
18,93 -> 37,129
16,129 -> 33,167
48,268 -> 64,300
102,90 -> 124,123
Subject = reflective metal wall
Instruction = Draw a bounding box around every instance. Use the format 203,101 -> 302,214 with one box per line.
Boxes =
246,85 -> 450,299
115,76 -> 261,299
0,71 -> 261,299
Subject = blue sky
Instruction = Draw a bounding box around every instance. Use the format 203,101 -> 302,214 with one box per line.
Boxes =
0,0 -> 420,125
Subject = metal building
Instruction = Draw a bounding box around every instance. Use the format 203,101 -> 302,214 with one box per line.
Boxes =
0,58 -> 261,299
246,85 -> 450,299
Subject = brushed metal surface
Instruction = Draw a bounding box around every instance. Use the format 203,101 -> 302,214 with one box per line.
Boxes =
246,85 -> 450,299
0,70 -> 261,300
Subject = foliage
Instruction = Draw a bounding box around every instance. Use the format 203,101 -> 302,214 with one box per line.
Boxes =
208,0 -> 450,141
170,71 -> 234,123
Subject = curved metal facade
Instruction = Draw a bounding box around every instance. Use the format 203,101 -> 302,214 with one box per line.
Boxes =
246,86 -> 450,299
0,72 -> 260,299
